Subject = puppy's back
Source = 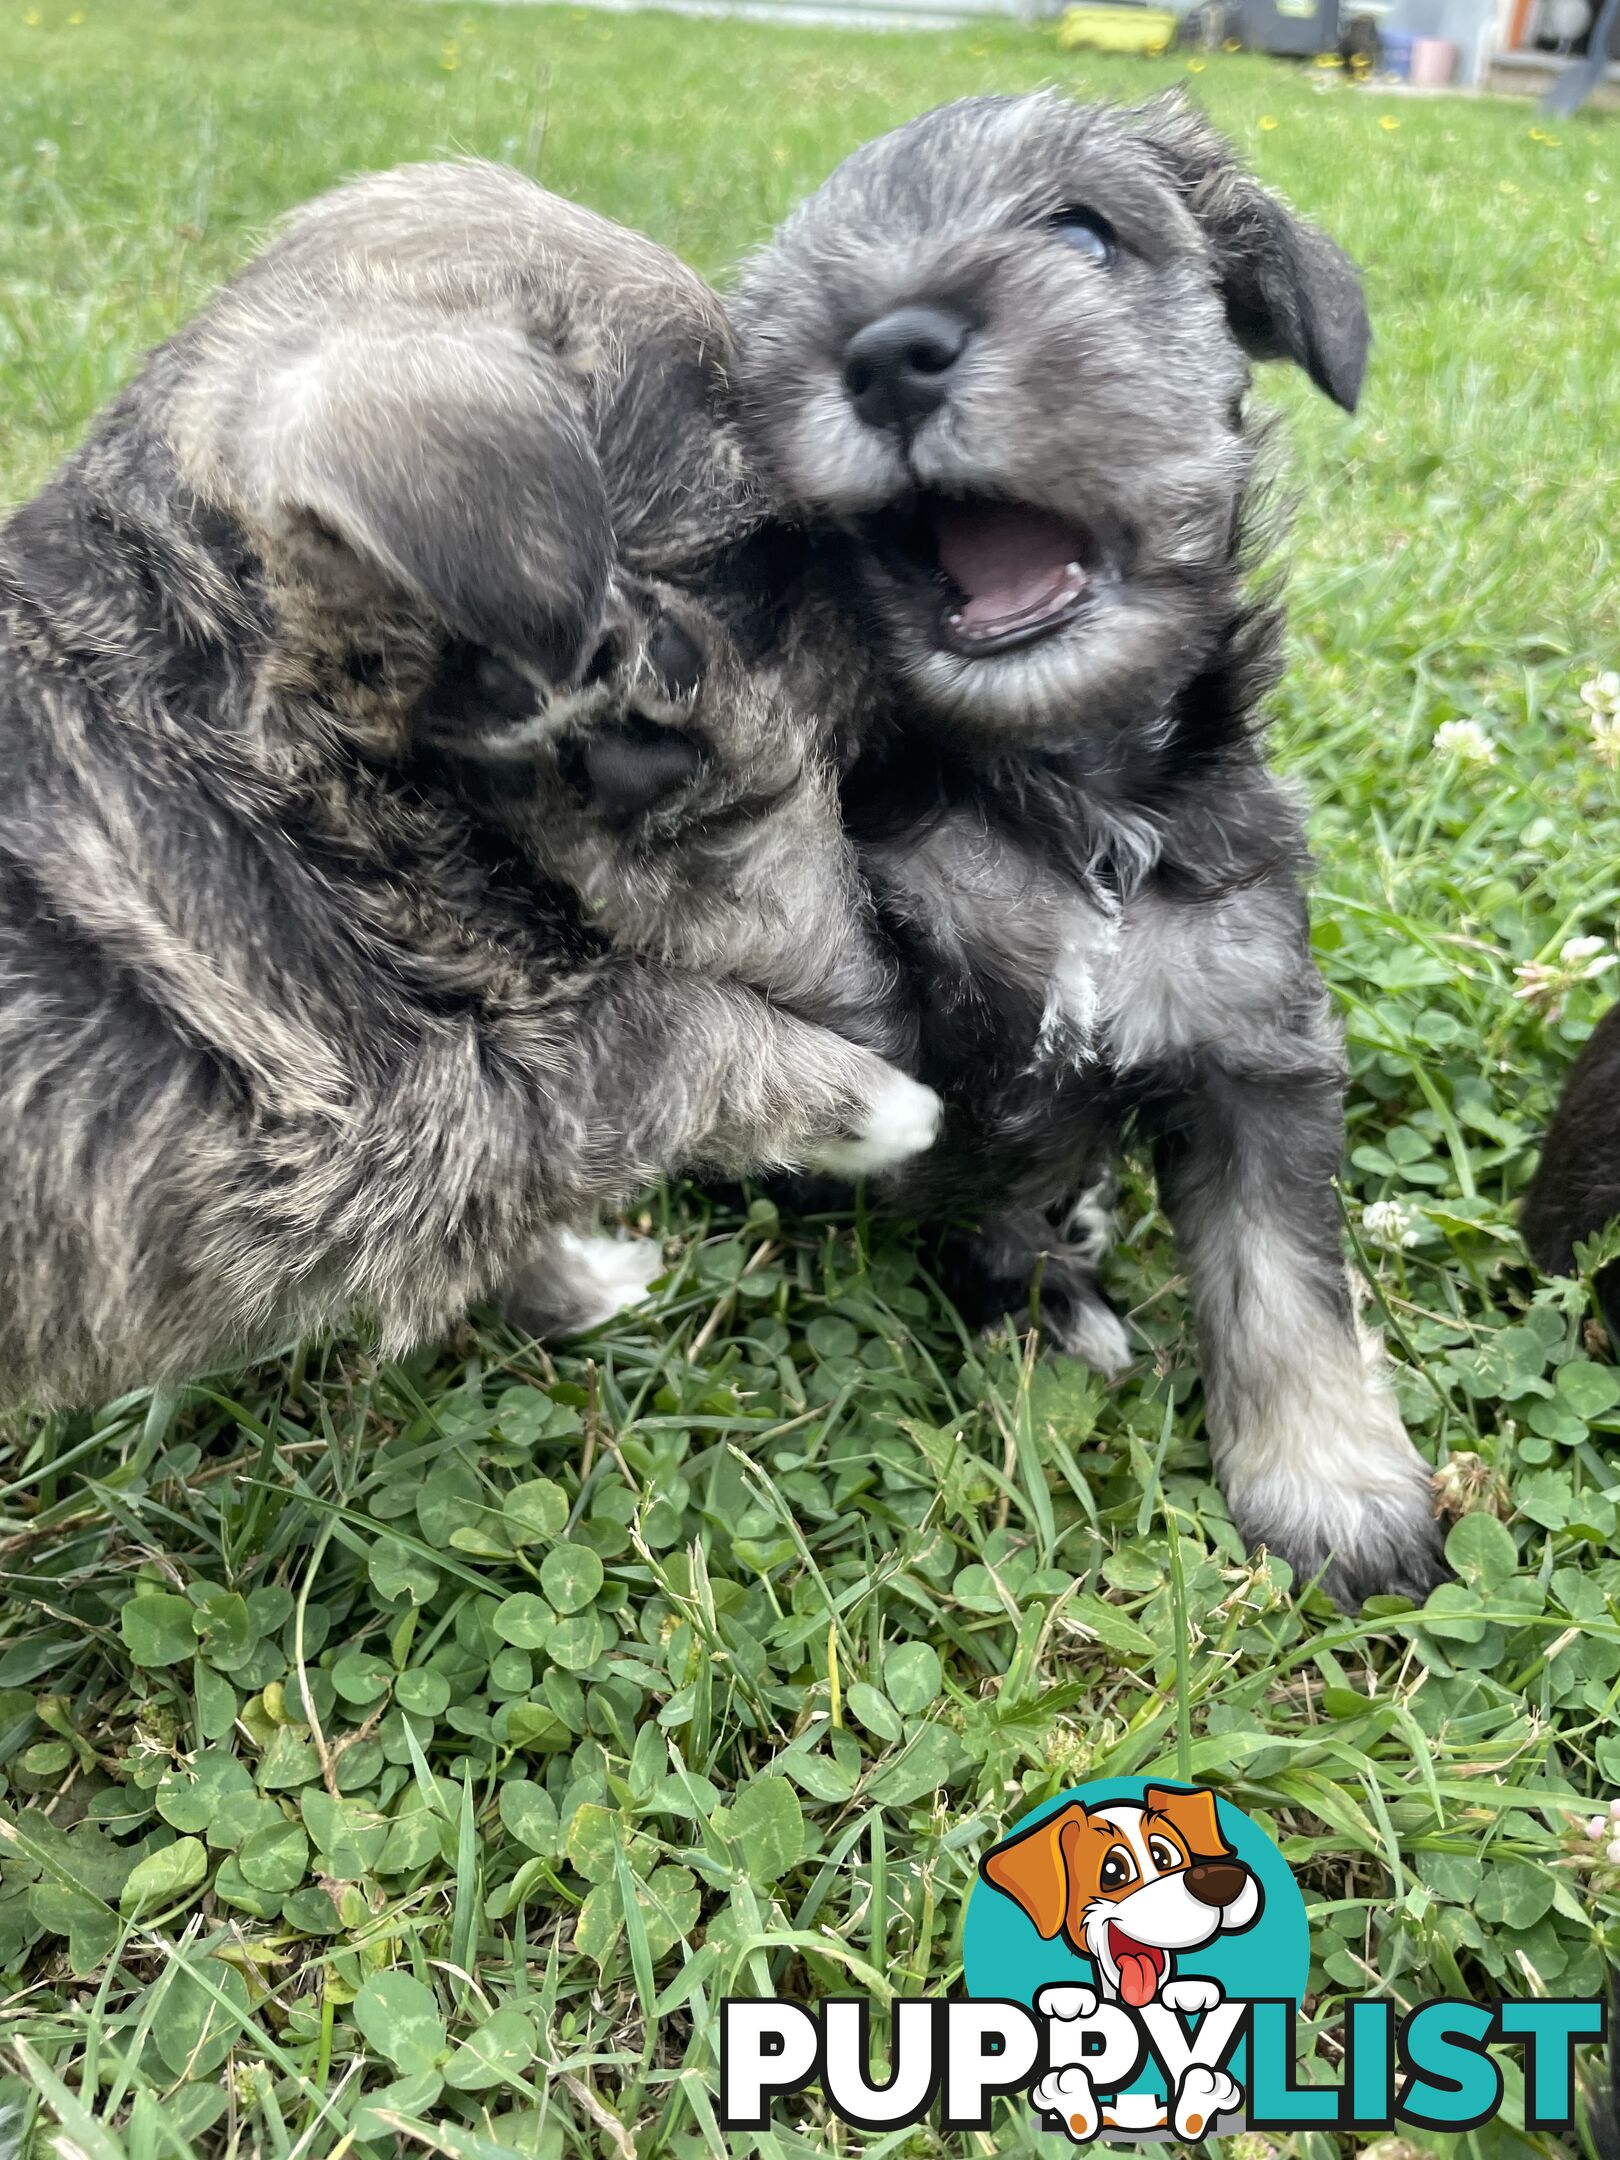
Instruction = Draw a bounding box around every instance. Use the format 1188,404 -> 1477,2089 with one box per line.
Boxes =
235,160 -> 724,340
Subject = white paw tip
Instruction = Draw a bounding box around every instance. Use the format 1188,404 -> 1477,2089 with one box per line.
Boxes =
553,1231 -> 665,1326
1050,1300 -> 1132,1378
807,1071 -> 942,1178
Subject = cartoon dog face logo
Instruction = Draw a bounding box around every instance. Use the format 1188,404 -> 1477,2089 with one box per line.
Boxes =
980,1785 -> 1262,2008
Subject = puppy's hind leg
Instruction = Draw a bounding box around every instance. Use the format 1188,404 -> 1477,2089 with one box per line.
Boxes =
936,1192 -> 1131,1377
1154,1039 -> 1446,1609
502,1228 -> 667,1341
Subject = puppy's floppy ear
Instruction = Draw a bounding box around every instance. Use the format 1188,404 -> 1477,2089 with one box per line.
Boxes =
184,312 -> 614,681
1144,1784 -> 1232,1862
1128,91 -> 1370,412
981,1803 -> 1086,1938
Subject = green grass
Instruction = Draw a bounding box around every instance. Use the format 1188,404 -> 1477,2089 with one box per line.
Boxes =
2,2 -> 1619,2153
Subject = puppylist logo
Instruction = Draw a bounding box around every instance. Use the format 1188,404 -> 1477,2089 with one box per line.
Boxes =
719,1779 -> 1604,2142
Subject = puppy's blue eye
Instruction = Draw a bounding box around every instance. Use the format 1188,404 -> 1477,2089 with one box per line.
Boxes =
1052,210 -> 1116,264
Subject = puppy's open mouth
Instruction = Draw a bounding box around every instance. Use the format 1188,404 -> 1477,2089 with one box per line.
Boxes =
859,494 -> 1099,657
1107,1924 -> 1167,2008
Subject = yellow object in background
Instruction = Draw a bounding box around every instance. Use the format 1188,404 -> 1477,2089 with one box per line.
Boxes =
1057,4 -> 1179,52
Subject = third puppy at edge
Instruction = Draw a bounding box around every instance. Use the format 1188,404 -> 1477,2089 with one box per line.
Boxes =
730,90 -> 1446,1606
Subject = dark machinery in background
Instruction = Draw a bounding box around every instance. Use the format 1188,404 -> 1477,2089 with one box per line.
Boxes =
1176,0 -> 1385,58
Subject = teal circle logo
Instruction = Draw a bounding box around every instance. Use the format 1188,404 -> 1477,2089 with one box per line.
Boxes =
964,1780 -> 1308,2135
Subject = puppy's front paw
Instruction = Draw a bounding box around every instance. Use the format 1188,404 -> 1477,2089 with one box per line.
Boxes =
1214,1317 -> 1452,1610
805,1068 -> 942,1178
1300,1490 -> 1450,1612
1228,1413 -> 1448,1609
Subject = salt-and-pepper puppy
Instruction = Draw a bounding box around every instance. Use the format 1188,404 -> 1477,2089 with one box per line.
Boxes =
730,92 -> 1445,1606
0,160 -> 935,1406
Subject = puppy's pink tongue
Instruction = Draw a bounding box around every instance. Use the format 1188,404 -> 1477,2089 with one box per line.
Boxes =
1116,1950 -> 1160,2008
934,501 -> 1087,634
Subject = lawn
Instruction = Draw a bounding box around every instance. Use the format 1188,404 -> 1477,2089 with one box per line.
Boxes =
1,1 -> 1619,2154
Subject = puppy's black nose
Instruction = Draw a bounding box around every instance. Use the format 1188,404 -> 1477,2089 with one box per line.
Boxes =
1184,1861 -> 1248,1910
647,615 -> 705,701
842,306 -> 972,431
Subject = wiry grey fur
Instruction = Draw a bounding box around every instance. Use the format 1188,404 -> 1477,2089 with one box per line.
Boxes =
731,92 -> 1444,1607
0,160 -> 936,1407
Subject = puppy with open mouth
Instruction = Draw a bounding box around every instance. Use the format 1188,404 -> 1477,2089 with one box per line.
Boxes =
731,91 -> 1445,1607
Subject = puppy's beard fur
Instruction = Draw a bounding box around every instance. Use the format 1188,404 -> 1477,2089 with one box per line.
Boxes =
886,581 -> 1220,748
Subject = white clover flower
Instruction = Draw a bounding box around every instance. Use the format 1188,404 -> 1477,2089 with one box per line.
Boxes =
1561,935 -> 1614,973
1514,937 -> 1617,1017
1581,676 -> 1620,765
1609,1795 -> 1620,1822
1433,718 -> 1497,765
1589,1815 -> 1608,1840
1363,1198 -> 1421,1251
1606,1835 -> 1620,1867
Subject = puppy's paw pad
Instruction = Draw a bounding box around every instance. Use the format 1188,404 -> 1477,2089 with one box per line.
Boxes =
807,1071 -> 941,1177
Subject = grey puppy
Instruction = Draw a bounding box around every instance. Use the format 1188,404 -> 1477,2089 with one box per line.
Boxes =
0,160 -> 937,1407
730,92 -> 1445,1606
